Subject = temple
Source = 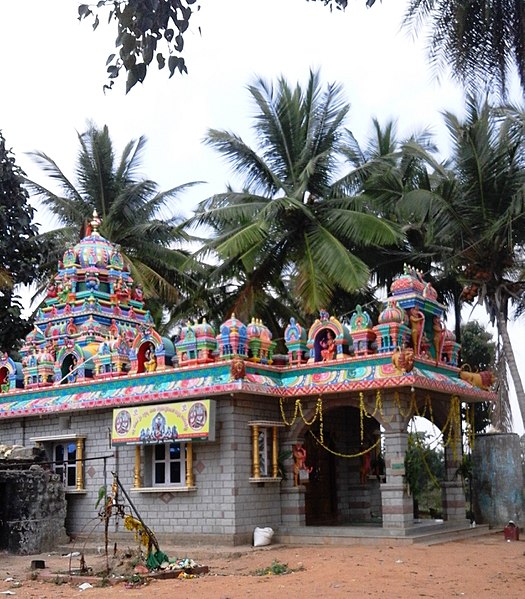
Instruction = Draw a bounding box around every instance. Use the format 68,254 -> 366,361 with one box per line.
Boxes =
0,214 -> 496,545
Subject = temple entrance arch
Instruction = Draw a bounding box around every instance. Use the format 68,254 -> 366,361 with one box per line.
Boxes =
403,396 -> 467,525
299,405 -> 383,526
406,416 -> 444,520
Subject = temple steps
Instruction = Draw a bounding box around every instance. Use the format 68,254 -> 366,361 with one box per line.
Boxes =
276,522 -> 493,547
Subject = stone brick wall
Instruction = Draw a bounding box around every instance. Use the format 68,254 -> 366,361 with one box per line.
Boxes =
0,395 -> 286,546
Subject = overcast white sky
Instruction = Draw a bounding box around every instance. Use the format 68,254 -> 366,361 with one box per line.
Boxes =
1,0 -> 524,434
0,0 -> 467,219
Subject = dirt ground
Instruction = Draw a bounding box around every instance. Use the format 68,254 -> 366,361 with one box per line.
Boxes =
1,532 -> 524,599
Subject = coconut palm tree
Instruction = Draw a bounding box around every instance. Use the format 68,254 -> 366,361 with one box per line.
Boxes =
400,97 -> 525,428
26,123 -> 202,309
343,117 -> 474,343
404,1 -> 525,98
187,71 -> 402,322
341,118 -> 443,290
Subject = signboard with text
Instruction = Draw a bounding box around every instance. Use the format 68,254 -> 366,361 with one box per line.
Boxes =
112,399 -> 216,445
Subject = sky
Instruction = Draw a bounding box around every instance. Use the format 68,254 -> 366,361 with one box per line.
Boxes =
1,0 -> 467,216
1,0 -> 524,434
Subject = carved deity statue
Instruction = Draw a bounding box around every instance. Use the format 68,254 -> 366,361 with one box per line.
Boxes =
292,443 -> 312,486
320,330 -> 336,361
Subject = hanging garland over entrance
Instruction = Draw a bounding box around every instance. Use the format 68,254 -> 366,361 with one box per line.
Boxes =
280,396 -> 324,443
279,390 -> 466,460
308,429 -> 382,459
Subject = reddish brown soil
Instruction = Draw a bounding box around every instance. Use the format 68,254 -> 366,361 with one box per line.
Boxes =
1,533 -> 524,599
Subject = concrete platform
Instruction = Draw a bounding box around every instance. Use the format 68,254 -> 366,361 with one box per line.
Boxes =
276,521 -> 492,546
58,521 -> 493,559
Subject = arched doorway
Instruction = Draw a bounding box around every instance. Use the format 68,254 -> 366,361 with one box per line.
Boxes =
137,342 -> 156,374
406,416 -> 445,520
303,405 -> 382,526
61,354 -> 77,384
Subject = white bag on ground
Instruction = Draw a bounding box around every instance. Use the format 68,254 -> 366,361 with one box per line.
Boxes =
253,526 -> 274,547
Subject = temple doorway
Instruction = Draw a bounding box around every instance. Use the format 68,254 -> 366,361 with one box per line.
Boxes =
305,429 -> 337,525
303,405 -> 382,526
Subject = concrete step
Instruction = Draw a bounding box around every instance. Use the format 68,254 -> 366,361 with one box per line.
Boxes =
276,523 -> 494,547
411,524 -> 492,546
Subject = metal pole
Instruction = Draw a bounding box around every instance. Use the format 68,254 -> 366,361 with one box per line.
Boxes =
111,471 -> 160,553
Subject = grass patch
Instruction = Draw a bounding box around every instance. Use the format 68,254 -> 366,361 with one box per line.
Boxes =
254,560 -> 303,576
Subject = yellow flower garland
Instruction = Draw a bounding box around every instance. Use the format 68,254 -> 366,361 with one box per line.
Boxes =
309,431 -> 381,459
280,390 -> 470,460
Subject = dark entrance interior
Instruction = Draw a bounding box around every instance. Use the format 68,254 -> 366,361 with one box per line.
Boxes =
305,428 -> 337,525
303,405 -> 382,526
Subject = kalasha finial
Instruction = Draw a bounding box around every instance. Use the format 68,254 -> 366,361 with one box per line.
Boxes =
91,209 -> 101,234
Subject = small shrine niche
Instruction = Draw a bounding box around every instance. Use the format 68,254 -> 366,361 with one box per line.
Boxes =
307,310 -> 352,363
139,343 -> 157,373
134,331 -> 165,374
0,354 -> 17,392
216,314 -> 248,360
0,366 -> 8,392
59,351 -> 82,384
175,320 -> 217,367
348,305 -> 376,357
247,318 -> 276,364
284,318 -> 308,366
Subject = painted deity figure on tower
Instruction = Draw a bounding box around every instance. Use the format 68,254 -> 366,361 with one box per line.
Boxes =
320,330 -> 336,361
409,307 -> 425,355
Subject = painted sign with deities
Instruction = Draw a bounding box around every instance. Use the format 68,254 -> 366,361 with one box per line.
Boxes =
112,399 -> 216,445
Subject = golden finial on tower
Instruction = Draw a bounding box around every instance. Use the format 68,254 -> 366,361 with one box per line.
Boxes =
91,209 -> 101,234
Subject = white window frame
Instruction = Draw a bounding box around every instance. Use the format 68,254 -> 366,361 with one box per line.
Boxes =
150,442 -> 186,488
53,441 -> 78,489
31,433 -> 86,493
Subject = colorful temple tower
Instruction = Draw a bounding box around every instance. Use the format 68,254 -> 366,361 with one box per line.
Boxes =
18,211 -> 172,387
246,318 -> 276,364
384,265 -> 459,366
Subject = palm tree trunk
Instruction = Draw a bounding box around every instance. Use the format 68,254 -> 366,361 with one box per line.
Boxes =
495,310 -> 525,429
453,290 -> 462,342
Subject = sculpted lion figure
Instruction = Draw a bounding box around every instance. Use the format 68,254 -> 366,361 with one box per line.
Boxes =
460,367 -> 495,390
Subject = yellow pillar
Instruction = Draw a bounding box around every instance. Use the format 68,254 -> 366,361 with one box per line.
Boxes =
272,426 -> 279,478
185,443 -> 194,487
75,438 -> 84,490
252,424 -> 260,478
134,445 -> 141,488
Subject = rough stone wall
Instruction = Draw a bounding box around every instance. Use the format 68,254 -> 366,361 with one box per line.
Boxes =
0,466 -> 67,554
